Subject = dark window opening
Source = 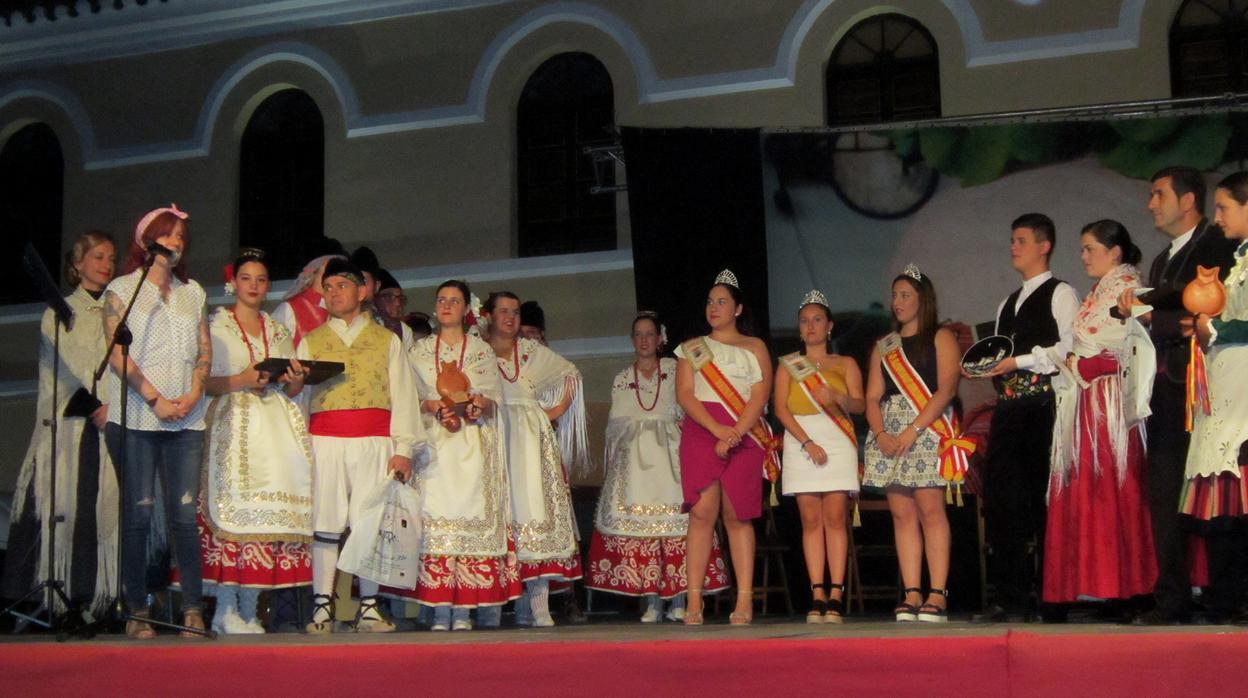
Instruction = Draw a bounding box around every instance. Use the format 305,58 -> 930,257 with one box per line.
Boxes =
826,14 -> 940,126
1,122 -> 63,303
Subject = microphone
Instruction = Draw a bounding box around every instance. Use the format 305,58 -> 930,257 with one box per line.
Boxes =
144,240 -> 174,258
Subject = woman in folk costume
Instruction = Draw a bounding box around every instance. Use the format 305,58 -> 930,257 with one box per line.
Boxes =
1185,171 -> 1248,621
196,250 -> 313,634
1043,220 -> 1156,607
271,249 -> 346,346
2,231 -> 119,618
675,270 -> 776,626
387,280 -> 521,631
587,312 -> 730,622
486,291 -> 588,627
863,264 -> 967,623
774,290 -> 865,624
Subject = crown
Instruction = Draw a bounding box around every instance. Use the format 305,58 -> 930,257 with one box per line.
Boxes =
902,263 -> 922,282
800,289 -> 829,310
714,269 -> 739,289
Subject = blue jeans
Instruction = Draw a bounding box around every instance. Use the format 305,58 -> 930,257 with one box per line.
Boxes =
105,424 -> 204,613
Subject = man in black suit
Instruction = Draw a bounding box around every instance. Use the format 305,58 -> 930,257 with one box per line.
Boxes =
1118,166 -> 1238,624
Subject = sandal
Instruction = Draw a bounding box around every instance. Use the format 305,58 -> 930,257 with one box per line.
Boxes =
180,609 -> 208,638
917,588 -> 949,623
729,590 -> 753,626
126,611 -> 156,640
895,587 -> 922,622
824,582 -> 845,624
683,596 -> 704,626
807,583 -> 828,624
305,593 -> 336,635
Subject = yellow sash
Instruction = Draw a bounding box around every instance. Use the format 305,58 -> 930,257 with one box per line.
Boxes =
878,334 -> 975,503
780,352 -> 857,448
682,337 -> 781,484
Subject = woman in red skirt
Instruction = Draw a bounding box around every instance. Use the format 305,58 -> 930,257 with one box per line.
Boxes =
1044,220 -> 1156,608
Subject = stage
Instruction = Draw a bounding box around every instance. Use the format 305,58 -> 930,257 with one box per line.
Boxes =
2,619 -> 1245,696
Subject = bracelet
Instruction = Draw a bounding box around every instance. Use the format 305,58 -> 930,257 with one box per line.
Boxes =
800,439 -> 813,449
909,424 -> 921,434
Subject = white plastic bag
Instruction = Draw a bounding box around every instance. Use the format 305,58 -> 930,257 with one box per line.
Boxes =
337,478 -> 423,589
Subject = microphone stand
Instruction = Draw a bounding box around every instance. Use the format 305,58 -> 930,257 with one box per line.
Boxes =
0,245 -> 83,639
93,251 -> 213,638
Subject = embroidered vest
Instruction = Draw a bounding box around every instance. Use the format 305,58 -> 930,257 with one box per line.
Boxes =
993,276 -> 1061,400
304,320 -> 393,414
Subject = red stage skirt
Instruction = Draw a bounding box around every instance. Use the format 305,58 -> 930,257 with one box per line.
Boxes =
586,531 -> 730,598
1042,388 -> 1156,603
381,538 -> 523,607
519,552 -> 583,583
196,514 -> 311,589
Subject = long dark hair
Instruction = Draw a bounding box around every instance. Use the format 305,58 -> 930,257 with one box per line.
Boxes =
121,211 -> 190,282
1080,219 -> 1142,266
1217,170 -> 1248,205
711,282 -> 754,337
891,271 -> 939,362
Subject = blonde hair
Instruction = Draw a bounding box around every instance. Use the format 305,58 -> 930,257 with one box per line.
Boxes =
63,230 -> 115,287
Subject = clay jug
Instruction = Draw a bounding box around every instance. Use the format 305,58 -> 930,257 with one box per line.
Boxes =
1182,265 -> 1226,316
436,360 -> 471,406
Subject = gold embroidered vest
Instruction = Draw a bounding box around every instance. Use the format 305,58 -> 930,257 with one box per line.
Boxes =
304,320 -> 392,414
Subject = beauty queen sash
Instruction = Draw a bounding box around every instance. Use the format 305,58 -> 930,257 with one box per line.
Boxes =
682,337 -> 781,484
780,352 -> 857,448
878,333 -> 975,504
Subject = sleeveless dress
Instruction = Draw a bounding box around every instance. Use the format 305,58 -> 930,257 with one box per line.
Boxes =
781,362 -> 860,495
863,335 -> 945,489
586,358 -> 729,598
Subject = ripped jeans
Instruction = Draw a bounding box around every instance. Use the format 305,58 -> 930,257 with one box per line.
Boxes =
105,425 -> 205,613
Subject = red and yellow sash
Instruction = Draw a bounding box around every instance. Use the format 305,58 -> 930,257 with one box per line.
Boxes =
1186,336 -> 1211,432
878,334 -> 975,503
780,352 -> 857,448
682,337 -> 781,483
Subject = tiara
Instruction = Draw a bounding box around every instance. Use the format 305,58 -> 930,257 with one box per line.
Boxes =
714,269 -> 739,289
238,247 -> 265,260
902,263 -> 922,282
800,289 -> 829,310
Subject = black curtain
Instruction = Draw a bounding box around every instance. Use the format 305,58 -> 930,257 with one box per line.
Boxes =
622,127 -> 770,346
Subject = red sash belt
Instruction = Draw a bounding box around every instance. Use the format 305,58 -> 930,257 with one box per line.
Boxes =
309,408 -> 391,438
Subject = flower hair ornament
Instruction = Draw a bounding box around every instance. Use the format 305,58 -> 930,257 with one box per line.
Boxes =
134,203 -> 188,247
799,289 -> 829,310
223,248 -> 265,296
637,310 -> 668,346
714,269 -> 739,289
902,263 -> 923,283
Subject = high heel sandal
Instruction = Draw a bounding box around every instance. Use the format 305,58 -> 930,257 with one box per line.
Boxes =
180,609 -> 208,638
917,588 -> 949,623
895,587 -> 922,622
683,596 -> 704,626
824,582 -> 845,624
729,590 -> 753,626
807,583 -> 828,624
126,611 -> 156,640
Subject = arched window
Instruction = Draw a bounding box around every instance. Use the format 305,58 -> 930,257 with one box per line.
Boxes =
826,14 -> 941,126
0,122 -> 63,304
238,89 -> 325,280
517,52 -> 616,257
1170,0 -> 1248,97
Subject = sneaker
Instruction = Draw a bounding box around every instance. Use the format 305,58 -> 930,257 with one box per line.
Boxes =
430,622 -> 450,632
212,608 -> 252,635
665,606 -> 686,622
640,607 -> 661,623
243,617 -> 266,634
452,618 -> 473,631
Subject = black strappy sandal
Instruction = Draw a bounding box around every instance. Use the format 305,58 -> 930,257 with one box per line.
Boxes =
807,583 -> 828,624
895,586 -> 922,622
917,588 -> 949,623
824,582 -> 845,624
305,593 -> 335,634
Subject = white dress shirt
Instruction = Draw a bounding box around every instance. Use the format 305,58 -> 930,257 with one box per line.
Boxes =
1167,224 -> 1197,262
994,271 -> 1080,374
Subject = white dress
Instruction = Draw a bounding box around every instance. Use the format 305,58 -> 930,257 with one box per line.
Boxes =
497,337 -> 587,580
2,287 -> 118,614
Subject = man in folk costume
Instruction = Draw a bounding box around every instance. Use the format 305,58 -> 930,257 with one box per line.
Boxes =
296,258 -> 425,633
1118,166 -> 1238,625
272,243 -> 347,347
971,213 -> 1080,622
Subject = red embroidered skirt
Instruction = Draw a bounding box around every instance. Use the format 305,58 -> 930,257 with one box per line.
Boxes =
586,530 -> 730,598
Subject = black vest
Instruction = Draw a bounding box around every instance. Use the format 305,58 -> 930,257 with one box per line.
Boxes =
993,276 -> 1062,399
